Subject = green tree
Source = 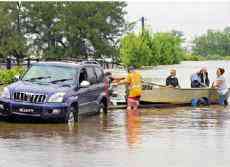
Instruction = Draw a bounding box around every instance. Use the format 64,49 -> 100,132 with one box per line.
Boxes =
120,32 -> 151,67
22,2 -> 64,58
0,2 -> 27,61
64,2 -> 127,59
0,2 -> 127,60
150,32 -> 183,65
119,30 -> 184,67
192,28 -> 230,58
22,2 -> 127,59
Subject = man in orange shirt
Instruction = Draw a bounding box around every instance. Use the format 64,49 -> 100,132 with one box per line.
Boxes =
113,66 -> 142,110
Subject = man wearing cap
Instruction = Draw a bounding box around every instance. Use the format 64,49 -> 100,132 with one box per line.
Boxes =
113,66 -> 142,110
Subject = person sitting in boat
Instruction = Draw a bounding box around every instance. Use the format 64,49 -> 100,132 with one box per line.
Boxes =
191,68 -> 210,88
166,69 -> 180,88
212,68 -> 229,105
198,67 -> 210,87
113,65 -> 142,110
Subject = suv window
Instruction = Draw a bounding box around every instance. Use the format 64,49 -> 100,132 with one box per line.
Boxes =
94,67 -> 104,83
22,65 -> 76,85
79,68 -> 88,84
86,67 -> 97,84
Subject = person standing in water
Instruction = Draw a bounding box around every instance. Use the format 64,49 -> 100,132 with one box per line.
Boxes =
212,68 -> 229,105
166,69 -> 180,88
113,66 -> 142,110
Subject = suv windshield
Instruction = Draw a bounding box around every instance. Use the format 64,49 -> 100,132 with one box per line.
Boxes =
22,65 -> 77,85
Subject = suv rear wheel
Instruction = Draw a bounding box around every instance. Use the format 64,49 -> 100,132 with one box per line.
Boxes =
98,101 -> 108,114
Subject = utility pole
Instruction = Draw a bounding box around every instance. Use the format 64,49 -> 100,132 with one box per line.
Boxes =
141,16 -> 145,34
17,1 -> 22,33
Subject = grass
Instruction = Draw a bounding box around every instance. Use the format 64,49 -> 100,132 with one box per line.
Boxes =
0,85 -> 6,92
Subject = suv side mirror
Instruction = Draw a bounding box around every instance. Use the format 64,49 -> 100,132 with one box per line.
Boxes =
80,80 -> 90,88
104,71 -> 111,77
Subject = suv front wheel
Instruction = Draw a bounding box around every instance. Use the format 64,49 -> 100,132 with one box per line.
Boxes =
65,106 -> 78,124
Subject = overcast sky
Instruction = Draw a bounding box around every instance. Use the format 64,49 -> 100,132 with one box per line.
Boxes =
126,1 -> 230,41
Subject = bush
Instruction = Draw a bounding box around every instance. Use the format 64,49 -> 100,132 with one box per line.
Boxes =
184,54 -> 230,61
223,56 -> 230,60
0,67 -> 25,85
183,53 -> 206,61
205,54 -> 223,60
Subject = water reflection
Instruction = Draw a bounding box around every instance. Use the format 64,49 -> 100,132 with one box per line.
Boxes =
126,109 -> 141,147
0,123 -> 79,139
190,106 -> 227,129
0,106 -> 230,167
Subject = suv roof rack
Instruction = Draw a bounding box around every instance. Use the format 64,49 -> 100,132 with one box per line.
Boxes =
80,60 -> 100,65
44,58 -> 101,65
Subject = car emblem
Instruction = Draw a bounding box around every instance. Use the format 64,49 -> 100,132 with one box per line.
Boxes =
25,93 -> 33,101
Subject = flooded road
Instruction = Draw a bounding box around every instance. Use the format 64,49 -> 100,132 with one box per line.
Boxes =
1,107 -> 230,167
1,61 -> 230,167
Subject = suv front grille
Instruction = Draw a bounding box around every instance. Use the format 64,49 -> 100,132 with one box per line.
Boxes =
13,92 -> 46,103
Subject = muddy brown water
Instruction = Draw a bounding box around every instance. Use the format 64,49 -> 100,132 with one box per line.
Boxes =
1,61 -> 230,167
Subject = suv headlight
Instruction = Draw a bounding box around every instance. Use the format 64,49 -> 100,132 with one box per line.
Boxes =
47,92 -> 66,103
1,87 -> 10,99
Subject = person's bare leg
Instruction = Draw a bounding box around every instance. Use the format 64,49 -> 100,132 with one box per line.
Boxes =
127,106 -> 132,110
132,100 -> 139,110
127,98 -> 132,110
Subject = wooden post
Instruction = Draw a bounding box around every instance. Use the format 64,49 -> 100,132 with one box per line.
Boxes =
27,57 -> 31,68
16,57 -> 20,66
6,57 -> 11,70
141,16 -> 145,34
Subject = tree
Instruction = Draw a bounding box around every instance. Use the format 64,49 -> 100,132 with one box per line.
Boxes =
192,28 -> 230,57
22,2 -> 64,58
119,30 -> 184,67
0,2 -> 127,60
0,2 -> 27,61
150,32 -> 184,65
22,2 -> 127,59
120,32 -> 152,67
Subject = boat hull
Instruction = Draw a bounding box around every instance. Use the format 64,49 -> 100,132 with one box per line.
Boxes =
141,84 -> 222,104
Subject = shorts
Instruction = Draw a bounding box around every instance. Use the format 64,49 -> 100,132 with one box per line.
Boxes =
127,96 -> 141,108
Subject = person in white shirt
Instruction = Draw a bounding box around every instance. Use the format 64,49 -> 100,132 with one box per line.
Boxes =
212,68 -> 229,105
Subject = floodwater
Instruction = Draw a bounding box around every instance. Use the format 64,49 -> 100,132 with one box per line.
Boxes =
1,61 -> 230,167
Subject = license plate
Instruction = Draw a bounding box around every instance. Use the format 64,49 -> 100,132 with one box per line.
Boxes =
18,108 -> 34,113
111,95 -> 126,103
115,96 -> 126,101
